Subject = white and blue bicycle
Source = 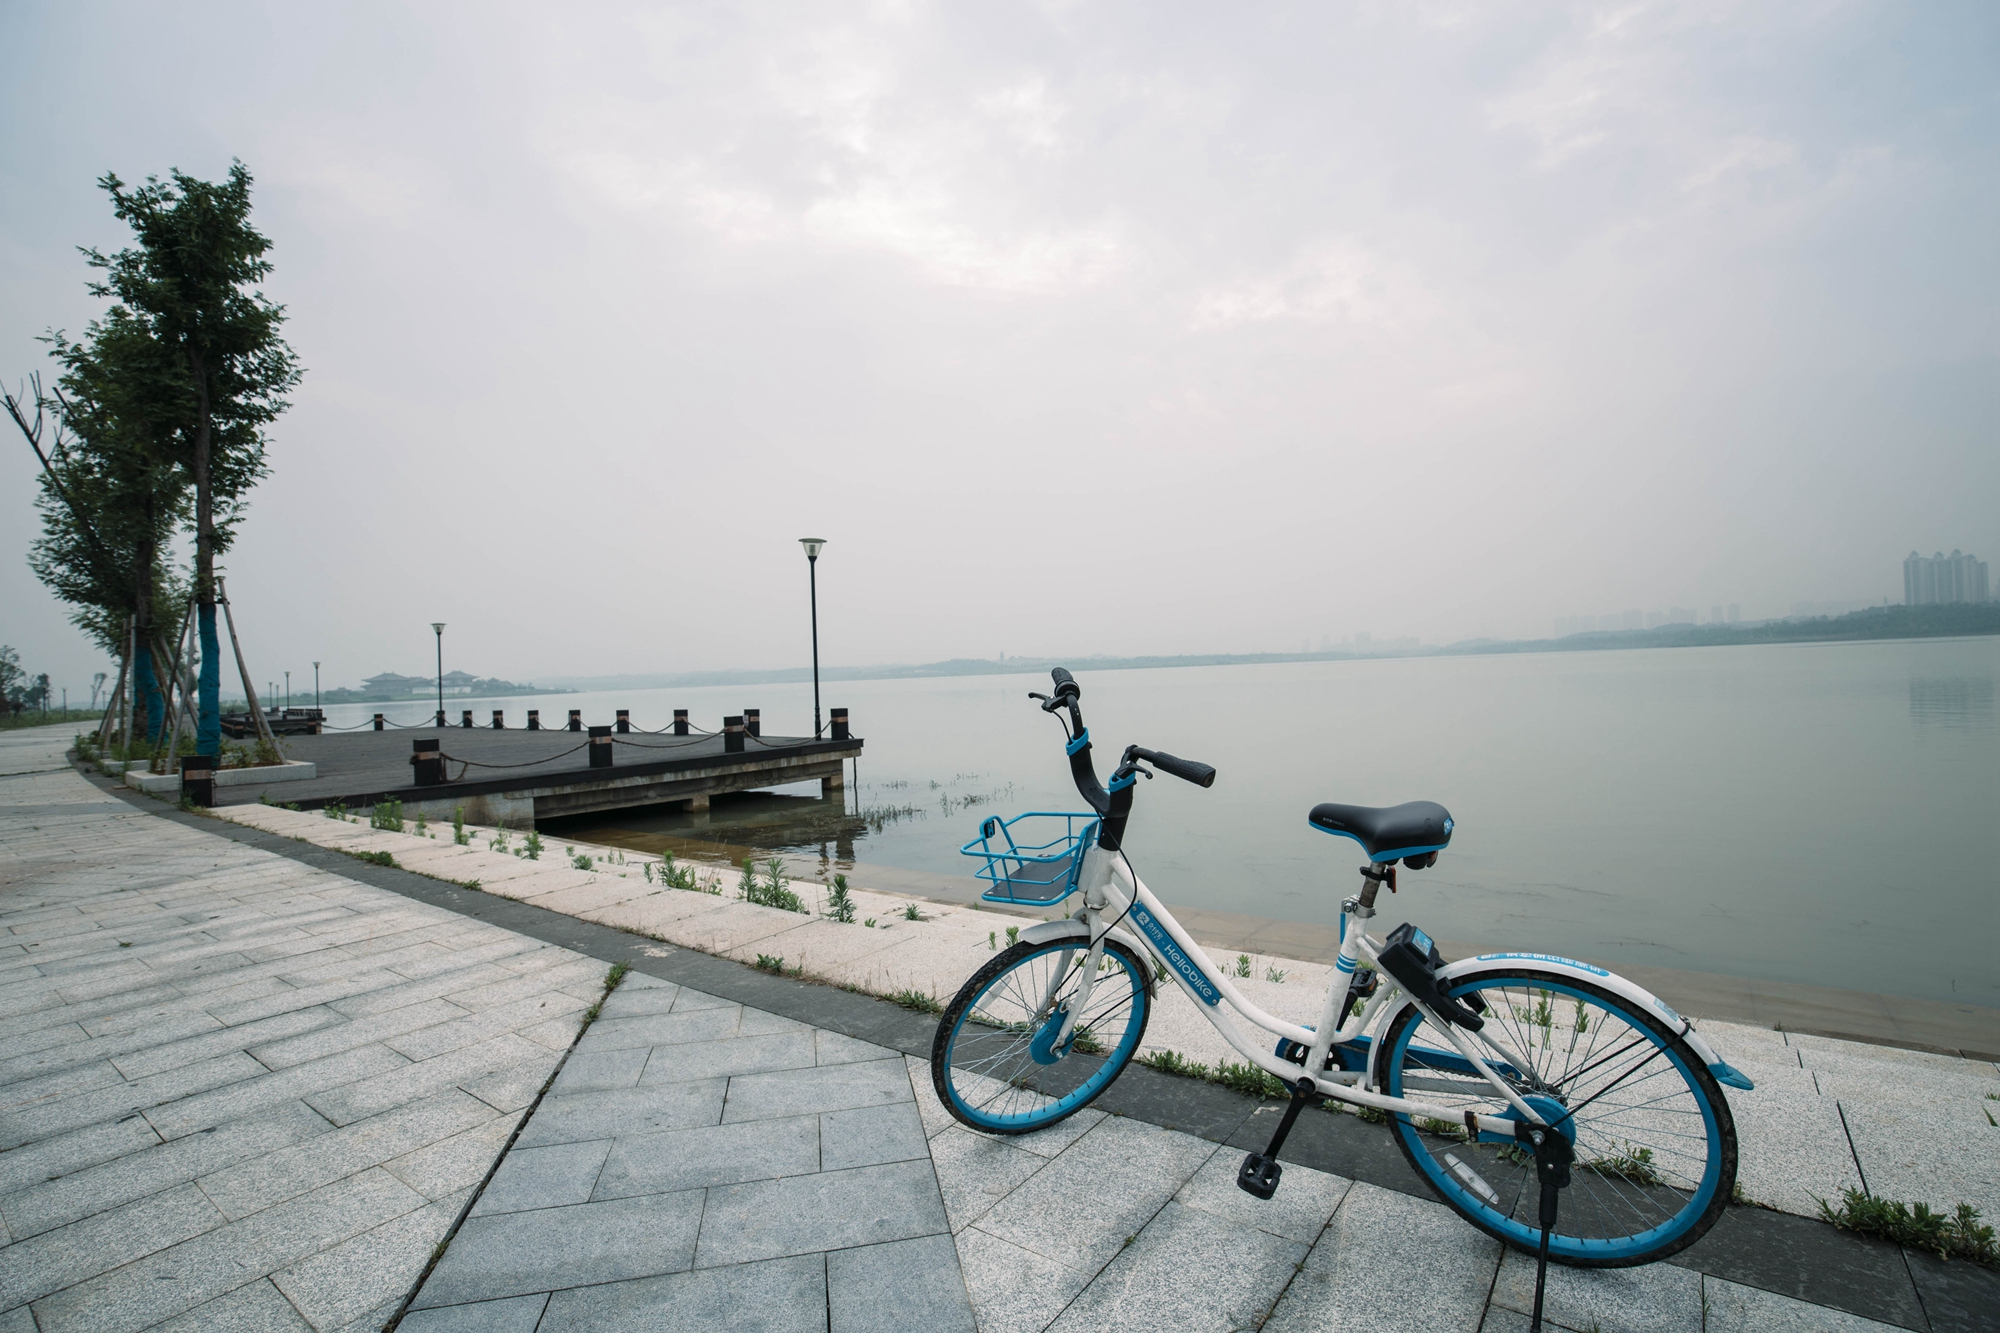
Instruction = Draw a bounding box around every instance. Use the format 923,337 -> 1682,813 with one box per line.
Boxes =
931,668 -> 1754,1295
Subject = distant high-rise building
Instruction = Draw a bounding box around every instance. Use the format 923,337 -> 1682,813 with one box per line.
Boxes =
1905,550 -> 1990,606
1727,604 -> 1741,623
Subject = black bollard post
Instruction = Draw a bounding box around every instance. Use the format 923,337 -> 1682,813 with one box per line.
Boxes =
461,710 -> 473,728
616,709 -> 630,734
744,708 -> 760,738
831,708 -> 850,740
568,710 -> 582,732
373,713 -> 385,731
588,725 -> 613,768
723,716 -> 745,753
673,709 -> 689,736
492,710 -> 505,729
411,737 -> 444,785
527,710 -> 540,730
180,754 -> 215,807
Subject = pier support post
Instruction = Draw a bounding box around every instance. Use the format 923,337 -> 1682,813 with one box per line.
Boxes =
744,708 -> 760,737
588,725 -> 613,768
673,710 -> 689,736
492,710 -> 505,729
822,768 -> 845,801
568,710 -> 582,732
831,708 -> 849,740
412,738 -> 444,785
685,794 -> 710,812
616,709 -> 630,734
461,710 -> 473,728
373,714 -> 384,731
723,716 -> 745,753
528,710 -> 540,730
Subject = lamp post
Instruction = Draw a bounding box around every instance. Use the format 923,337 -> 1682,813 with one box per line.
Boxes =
284,671 -> 290,712
313,662 -> 320,710
432,623 -> 446,727
798,539 -> 826,738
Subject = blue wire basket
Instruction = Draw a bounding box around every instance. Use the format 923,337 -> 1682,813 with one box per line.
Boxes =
960,811 -> 1100,906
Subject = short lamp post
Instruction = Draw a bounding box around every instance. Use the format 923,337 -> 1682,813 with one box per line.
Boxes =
432,623 -> 446,727
284,671 -> 290,712
313,662 -> 320,710
798,538 -> 826,738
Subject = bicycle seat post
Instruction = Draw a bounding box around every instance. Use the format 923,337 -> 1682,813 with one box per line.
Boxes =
1352,862 -> 1394,915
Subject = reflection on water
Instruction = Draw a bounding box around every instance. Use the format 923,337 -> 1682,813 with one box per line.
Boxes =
1909,676 -> 1995,729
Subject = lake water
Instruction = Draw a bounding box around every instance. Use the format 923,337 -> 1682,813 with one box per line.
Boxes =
316,637 -> 1999,1008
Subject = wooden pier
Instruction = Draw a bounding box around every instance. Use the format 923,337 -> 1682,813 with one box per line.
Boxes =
209,724 -> 862,828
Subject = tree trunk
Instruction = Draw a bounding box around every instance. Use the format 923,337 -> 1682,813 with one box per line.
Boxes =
134,528 -> 165,743
190,352 -> 221,757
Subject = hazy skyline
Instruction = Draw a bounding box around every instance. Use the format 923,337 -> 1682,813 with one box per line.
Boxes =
4,2 -> 1995,695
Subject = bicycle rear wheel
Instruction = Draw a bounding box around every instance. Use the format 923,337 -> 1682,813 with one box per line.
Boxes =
931,938 -> 1150,1134
1375,967 -> 1735,1267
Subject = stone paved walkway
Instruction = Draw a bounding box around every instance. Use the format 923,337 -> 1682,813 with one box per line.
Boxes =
403,972 -> 970,1331
0,730 -> 608,1331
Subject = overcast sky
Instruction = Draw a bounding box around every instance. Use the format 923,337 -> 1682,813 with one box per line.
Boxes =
3,1 -> 1995,695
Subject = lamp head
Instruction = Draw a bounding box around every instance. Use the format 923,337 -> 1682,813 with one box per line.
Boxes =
431,622 -> 446,635
798,538 -> 826,561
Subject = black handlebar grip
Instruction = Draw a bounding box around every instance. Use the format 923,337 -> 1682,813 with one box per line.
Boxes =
1135,748 -> 1216,788
1050,667 -> 1080,702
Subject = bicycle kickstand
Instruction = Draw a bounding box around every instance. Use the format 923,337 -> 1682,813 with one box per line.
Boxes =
1237,1077 -> 1317,1200
1518,1122 -> 1574,1333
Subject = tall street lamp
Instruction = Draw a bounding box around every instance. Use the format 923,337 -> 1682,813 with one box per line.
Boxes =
798,539 -> 826,738
284,671 -> 290,711
432,623 -> 447,727
313,662 -> 320,710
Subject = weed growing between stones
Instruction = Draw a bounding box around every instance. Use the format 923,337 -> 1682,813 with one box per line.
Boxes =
489,825 -> 509,853
453,806 -> 468,846
414,809 -> 428,836
522,830 -> 543,861
580,961 -> 630,1026
754,954 -> 806,978
825,873 -> 856,923
349,850 -> 396,867
1817,1188 -> 1997,1264
740,858 -> 805,912
1140,1049 -> 1210,1079
903,902 -> 926,922
1264,966 -> 1287,983
989,931 -> 997,950
370,799 -> 404,832
324,802 -> 347,820
571,852 -> 594,871
1005,926 -> 1020,947
1235,954 -> 1252,978
886,988 -> 943,1014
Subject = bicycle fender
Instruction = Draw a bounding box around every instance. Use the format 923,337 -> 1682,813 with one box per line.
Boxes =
1021,919 -> 1149,968
1427,953 -> 1754,1092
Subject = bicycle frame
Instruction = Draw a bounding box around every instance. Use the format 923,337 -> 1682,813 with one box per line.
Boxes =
1044,842 -> 1554,1138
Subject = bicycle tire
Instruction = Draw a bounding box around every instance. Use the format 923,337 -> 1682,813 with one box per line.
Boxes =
931,938 -> 1151,1135
1375,967 -> 1735,1267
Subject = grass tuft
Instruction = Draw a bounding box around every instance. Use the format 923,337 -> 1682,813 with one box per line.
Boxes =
886,988 -> 943,1014
349,850 -> 396,867
1817,1188 -> 1996,1264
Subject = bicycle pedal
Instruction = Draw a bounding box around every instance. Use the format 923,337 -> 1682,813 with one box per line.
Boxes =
1236,1152 -> 1282,1200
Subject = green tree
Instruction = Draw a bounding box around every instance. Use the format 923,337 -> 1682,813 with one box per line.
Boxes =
17,306 -> 193,740
85,162 -> 301,755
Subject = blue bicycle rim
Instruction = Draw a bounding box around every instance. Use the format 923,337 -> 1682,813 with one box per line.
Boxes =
940,943 -> 1148,1132
1382,975 -> 1723,1264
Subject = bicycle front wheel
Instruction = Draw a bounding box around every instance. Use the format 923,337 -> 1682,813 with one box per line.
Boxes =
931,938 -> 1151,1134
1376,967 -> 1735,1267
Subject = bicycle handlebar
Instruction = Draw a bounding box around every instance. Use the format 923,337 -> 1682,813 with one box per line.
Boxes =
1032,668 -> 1214,850
1129,746 -> 1216,788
